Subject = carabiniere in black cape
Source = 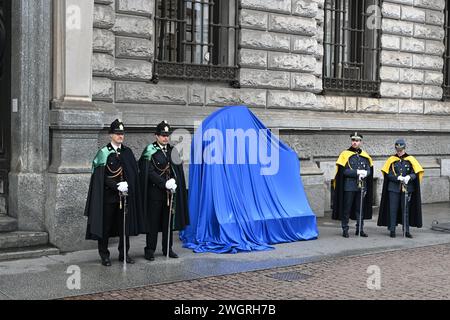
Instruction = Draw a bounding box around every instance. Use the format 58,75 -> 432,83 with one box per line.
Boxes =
138,142 -> 190,232
84,144 -> 148,240
332,150 -> 374,222
377,161 -> 423,229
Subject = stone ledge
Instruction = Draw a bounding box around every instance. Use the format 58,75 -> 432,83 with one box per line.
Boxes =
89,103 -> 450,133
0,246 -> 60,262
50,102 -> 104,130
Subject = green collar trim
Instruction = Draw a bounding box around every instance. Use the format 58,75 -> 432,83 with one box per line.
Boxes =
92,147 -> 116,172
141,143 -> 160,160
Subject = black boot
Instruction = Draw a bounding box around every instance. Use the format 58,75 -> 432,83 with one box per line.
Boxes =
342,230 -> 349,238
163,250 -> 179,258
390,231 -> 396,238
101,257 -> 112,266
119,255 -> 135,264
355,230 -> 368,237
405,232 -> 413,238
144,250 -> 155,261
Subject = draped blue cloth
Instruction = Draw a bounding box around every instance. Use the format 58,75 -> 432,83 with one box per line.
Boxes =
180,106 -> 318,253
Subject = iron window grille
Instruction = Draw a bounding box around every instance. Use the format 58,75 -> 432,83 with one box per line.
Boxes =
323,0 -> 381,96
153,0 -> 240,87
443,0 -> 450,99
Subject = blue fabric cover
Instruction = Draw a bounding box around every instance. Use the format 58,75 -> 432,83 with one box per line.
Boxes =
180,106 -> 318,253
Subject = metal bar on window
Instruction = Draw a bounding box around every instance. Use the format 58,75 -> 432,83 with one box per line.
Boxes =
323,0 -> 380,96
200,0 -> 204,64
177,0 -> 184,63
192,0 -> 196,63
234,0 -> 238,68
341,0 -> 346,82
157,1 -> 166,61
154,0 -> 239,83
333,0 -> 340,79
168,0 -> 172,61
443,0 -> 450,99
359,0 -> 364,83
208,0 -> 213,65
226,0 -> 231,66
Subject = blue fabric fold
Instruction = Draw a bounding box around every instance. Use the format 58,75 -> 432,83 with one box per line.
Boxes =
180,106 -> 318,253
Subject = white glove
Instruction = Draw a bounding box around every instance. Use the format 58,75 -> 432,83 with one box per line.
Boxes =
357,170 -> 367,179
404,175 -> 411,185
170,183 -> 177,194
397,176 -> 405,182
165,178 -> 176,190
117,181 -> 128,193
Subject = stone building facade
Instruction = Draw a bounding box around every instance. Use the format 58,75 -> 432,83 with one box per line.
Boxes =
1,0 -> 450,256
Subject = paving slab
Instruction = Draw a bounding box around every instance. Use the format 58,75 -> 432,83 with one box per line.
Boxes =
68,243 -> 450,300
0,203 -> 449,299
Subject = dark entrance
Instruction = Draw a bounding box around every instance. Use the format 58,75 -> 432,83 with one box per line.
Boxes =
0,0 -> 11,213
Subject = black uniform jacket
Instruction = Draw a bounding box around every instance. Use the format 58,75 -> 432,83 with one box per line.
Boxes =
84,144 -> 148,240
138,142 -> 190,232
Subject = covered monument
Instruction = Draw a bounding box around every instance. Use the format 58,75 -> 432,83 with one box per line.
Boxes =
180,106 -> 318,253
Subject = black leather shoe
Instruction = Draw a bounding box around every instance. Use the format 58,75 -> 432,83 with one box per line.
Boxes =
405,232 -> 413,238
356,230 -> 368,237
144,252 -> 155,261
163,250 -> 179,258
101,257 -> 112,266
119,255 -> 135,264
390,231 -> 396,238
342,230 -> 349,238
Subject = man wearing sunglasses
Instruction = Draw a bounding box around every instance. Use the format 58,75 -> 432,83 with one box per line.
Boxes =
84,119 -> 147,266
332,132 -> 374,238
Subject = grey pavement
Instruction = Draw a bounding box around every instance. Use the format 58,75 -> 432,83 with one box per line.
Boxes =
0,203 -> 449,300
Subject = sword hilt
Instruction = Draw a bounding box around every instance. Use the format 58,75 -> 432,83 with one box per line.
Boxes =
358,176 -> 366,190
120,191 -> 128,211
401,182 -> 407,193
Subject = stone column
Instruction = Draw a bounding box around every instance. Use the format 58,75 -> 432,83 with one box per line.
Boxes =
47,0 -> 103,251
53,0 -> 95,102
9,0 -> 52,231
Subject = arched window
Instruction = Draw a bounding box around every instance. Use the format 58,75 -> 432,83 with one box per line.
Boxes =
153,0 -> 239,86
323,0 -> 381,96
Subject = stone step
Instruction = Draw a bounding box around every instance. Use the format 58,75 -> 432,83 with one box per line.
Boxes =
0,245 -> 60,262
0,215 -> 18,232
0,231 -> 49,250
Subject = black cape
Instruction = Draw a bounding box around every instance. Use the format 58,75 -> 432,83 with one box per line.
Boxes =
377,173 -> 422,228
332,163 -> 374,221
138,144 -> 190,232
84,145 -> 148,240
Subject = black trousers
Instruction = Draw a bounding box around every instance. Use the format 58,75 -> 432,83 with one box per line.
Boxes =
342,191 -> 364,231
98,202 -> 130,259
389,192 -> 410,233
145,199 -> 174,255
